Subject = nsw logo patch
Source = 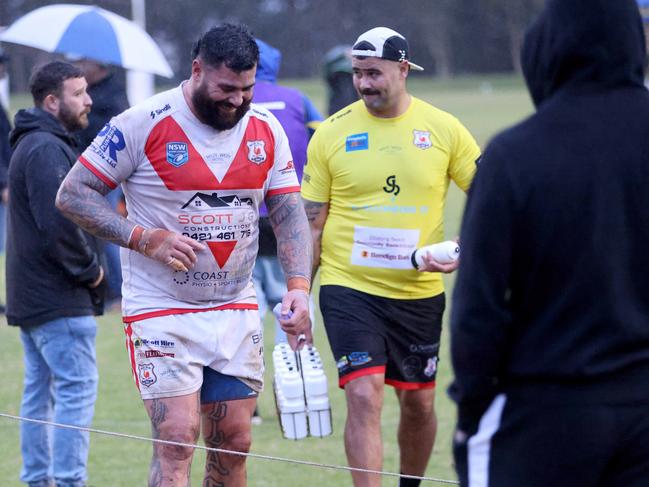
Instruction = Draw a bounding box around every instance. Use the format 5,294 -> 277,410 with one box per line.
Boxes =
346,133 -> 369,152
166,142 -> 189,167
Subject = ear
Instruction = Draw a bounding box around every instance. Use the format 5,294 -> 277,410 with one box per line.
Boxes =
191,58 -> 202,82
399,61 -> 410,79
42,93 -> 60,115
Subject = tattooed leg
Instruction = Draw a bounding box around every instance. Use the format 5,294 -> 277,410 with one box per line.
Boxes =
144,392 -> 201,487
201,397 -> 257,486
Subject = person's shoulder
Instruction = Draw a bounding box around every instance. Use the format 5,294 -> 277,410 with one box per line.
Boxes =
116,86 -> 182,128
487,111 -> 538,153
249,102 -> 275,121
248,103 -> 285,132
317,100 -> 365,133
410,97 -> 462,126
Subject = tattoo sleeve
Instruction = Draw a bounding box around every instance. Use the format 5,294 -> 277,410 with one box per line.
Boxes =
265,192 -> 313,282
301,198 -> 329,281
56,162 -> 135,246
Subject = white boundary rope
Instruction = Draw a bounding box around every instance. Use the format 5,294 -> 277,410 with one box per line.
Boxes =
0,412 -> 459,485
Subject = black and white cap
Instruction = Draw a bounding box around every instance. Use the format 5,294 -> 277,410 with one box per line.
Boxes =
352,27 -> 424,71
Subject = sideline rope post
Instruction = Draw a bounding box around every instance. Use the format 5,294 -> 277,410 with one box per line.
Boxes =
0,412 -> 459,485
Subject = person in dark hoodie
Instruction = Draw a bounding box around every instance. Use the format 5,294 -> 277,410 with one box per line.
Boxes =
449,0 -> 649,485
7,60 -> 105,487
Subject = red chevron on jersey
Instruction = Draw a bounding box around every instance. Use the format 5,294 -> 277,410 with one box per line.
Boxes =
207,241 -> 238,268
144,117 -> 220,190
217,116 -> 276,189
144,115 -> 276,191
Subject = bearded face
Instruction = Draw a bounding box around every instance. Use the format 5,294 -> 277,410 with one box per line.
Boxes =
58,96 -> 90,132
56,76 -> 92,133
191,78 -> 251,131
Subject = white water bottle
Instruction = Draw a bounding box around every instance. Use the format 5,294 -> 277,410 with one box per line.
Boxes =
411,240 -> 460,268
299,345 -> 332,437
272,343 -> 308,440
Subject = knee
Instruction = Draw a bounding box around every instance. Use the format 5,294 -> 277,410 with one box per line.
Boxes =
400,392 -> 435,421
207,428 -> 252,455
346,384 -> 382,417
157,425 -> 200,462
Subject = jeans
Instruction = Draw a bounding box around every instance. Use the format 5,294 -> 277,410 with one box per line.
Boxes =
0,201 -> 6,253
19,316 -> 98,487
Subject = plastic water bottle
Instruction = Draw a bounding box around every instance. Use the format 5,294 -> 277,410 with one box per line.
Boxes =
272,343 -> 307,439
299,345 -> 332,437
411,241 -> 460,268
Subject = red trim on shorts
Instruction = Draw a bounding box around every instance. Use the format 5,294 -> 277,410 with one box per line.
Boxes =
124,323 -> 140,391
385,378 -> 436,390
266,186 -> 301,197
78,156 -> 118,189
122,303 -> 259,323
339,366 -> 386,389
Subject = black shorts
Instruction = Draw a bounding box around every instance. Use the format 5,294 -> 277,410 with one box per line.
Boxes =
319,285 -> 445,389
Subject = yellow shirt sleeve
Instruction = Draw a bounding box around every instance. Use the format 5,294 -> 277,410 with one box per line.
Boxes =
449,118 -> 481,192
301,128 -> 332,203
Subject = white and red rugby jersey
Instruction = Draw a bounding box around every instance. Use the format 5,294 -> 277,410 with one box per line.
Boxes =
80,85 -> 300,321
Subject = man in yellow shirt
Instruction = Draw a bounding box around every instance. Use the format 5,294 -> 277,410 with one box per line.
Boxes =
302,27 -> 481,487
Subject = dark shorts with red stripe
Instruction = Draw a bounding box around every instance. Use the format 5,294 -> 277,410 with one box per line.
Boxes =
319,285 -> 445,389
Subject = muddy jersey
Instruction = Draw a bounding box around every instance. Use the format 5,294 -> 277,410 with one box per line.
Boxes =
80,85 -> 299,321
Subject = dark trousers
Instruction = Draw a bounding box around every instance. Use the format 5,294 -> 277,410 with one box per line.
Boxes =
454,393 -> 649,487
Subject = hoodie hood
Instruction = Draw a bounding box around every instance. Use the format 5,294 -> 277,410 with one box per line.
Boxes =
521,0 -> 646,107
10,107 -> 76,150
255,38 -> 281,83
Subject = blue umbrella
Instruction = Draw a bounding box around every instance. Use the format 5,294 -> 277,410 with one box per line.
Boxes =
0,3 -> 173,78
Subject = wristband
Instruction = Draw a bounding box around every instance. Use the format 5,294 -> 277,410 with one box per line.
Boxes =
287,276 -> 310,294
128,225 -> 145,251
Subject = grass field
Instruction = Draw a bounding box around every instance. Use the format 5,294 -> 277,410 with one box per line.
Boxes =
0,75 -> 533,486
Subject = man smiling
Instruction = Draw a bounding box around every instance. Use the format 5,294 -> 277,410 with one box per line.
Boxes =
56,24 -> 312,486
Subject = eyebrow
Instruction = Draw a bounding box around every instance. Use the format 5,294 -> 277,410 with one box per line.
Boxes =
218,80 -> 255,89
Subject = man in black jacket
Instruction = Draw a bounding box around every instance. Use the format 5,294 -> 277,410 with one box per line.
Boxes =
7,61 -> 105,487
450,1 -> 649,485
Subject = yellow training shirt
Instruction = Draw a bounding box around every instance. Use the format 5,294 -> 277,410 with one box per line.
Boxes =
302,97 -> 480,299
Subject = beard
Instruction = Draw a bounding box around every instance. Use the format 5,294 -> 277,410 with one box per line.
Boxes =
59,101 -> 89,132
191,84 -> 251,131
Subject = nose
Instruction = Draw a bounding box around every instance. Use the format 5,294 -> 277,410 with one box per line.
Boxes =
85,93 -> 93,108
227,91 -> 244,107
357,75 -> 372,91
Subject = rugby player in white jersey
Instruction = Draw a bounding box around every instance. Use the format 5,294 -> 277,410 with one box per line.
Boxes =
56,23 -> 312,486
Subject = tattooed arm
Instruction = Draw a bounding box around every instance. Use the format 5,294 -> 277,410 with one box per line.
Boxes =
56,162 -> 135,246
266,191 -> 313,345
266,192 -> 313,283
301,197 -> 329,282
56,162 -> 205,270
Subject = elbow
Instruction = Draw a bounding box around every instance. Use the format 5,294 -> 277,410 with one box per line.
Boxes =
55,182 -> 71,215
